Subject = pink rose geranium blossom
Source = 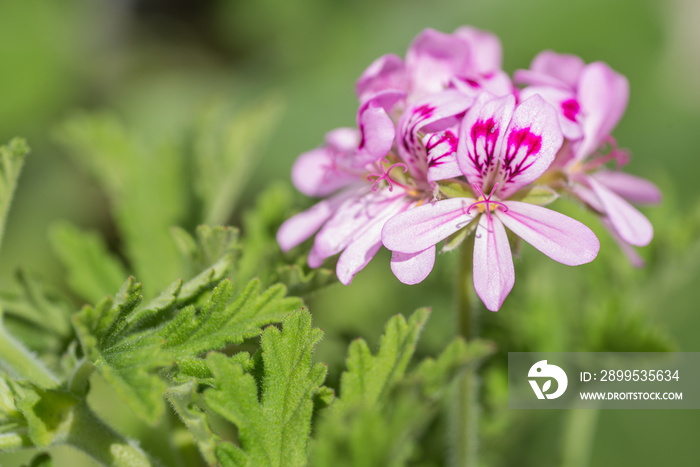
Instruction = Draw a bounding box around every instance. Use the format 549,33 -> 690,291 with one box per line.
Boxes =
382,93 -> 600,311
277,27 -> 506,286
516,51 -> 661,266
277,26 -> 656,312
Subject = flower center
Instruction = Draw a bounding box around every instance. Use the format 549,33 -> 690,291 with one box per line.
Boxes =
366,161 -> 409,192
466,183 -> 508,221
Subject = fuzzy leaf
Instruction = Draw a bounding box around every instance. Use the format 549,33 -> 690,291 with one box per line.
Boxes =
0,271 -> 73,357
515,185 -> 559,206
49,222 -> 128,304
205,311 -> 327,467
410,338 -> 494,398
311,311 -> 493,467
0,138 -> 28,253
12,382 -> 79,448
340,308 -> 430,406
72,278 -> 171,425
171,225 -> 241,280
168,383 -> 220,466
161,279 -> 303,363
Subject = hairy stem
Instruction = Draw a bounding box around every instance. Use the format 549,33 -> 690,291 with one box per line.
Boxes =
68,358 -> 95,396
0,324 -> 59,389
561,407 -> 599,467
65,401 -> 154,467
450,238 -> 479,467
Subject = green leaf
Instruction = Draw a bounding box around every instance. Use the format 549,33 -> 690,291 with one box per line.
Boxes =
72,278 -> 171,425
0,271 -> 73,356
161,279 -> 302,363
310,310 -> 493,467
0,138 -> 29,254
410,338 -> 494,398
205,310 -> 327,467
194,96 -> 284,225
274,257 -> 337,297
340,309 -> 430,406
514,185 -> 559,206
55,113 -> 185,294
49,221 -> 129,304
171,224 -> 241,281
167,383 -> 220,466
12,382 -> 79,448
436,180 -> 472,199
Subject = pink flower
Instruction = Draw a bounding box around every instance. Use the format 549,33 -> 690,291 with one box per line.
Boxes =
278,27 -> 504,285
356,27 -> 507,103
382,93 -> 600,311
517,52 -> 661,263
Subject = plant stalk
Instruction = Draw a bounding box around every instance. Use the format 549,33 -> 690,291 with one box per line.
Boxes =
0,324 -> 59,389
561,406 -> 600,467
451,238 -> 479,467
65,401 -> 154,467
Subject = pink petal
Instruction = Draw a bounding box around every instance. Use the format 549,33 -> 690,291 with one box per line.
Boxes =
356,54 -> 409,102
472,215 -> 514,312
313,190 -> 405,262
390,246 -> 436,285
425,130 -> 462,181
406,28 -> 471,96
453,26 -> 503,73
495,94 -> 563,198
515,51 -> 586,89
569,181 -> 604,213
601,217 -> 646,268
308,245 -> 323,268
356,106 -> 395,166
498,201 -> 600,265
457,93 -> 515,188
355,90 -> 405,167
382,198 -> 476,254
518,86 -> 583,141
325,127 -> 360,153
277,190 -> 354,252
588,177 -> 653,247
291,147 -> 360,197
397,90 -> 473,179
450,70 -> 514,99
335,199 -> 413,285
592,170 -> 661,205
574,62 -> 629,161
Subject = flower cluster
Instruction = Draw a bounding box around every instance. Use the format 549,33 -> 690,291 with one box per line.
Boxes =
277,27 -> 659,311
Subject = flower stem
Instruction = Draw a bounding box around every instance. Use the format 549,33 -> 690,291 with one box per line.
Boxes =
451,238 -> 479,467
65,401 -> 154,467
561,406 -> 599,467
0,324 -> 59,389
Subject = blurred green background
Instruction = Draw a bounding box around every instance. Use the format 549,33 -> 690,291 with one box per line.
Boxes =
0,0 -> 699,465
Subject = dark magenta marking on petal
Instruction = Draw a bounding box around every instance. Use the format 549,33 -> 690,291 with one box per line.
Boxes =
401,104 -> 435,161
502,127 -> 542,182
458,77 -> 481,88
469,118 -> 500,176
561,98 -> 580,122
426,130 -> 457,167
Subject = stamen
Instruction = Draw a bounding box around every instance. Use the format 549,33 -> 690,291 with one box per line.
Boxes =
465,182 -> 508,221
366,162 -> 409,192
580,137 -> 631,172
